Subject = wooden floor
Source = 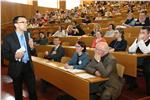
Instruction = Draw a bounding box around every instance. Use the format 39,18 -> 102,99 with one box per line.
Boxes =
1,65 -> 148,100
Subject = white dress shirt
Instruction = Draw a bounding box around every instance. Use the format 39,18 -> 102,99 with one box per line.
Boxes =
128,38 -> 150,54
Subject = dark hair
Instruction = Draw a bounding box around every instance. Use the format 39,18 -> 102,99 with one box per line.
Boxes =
36,10 -> 39,13
116,28 -> 125,39
142,26 -> 150,34
13,16 -> 26,24
109,23 -> 116,30
77,41 -> 86,52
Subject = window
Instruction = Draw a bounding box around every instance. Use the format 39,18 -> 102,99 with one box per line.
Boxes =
66,0 -> 80,10
38,0 -> 59,8
5,0 -> 32,5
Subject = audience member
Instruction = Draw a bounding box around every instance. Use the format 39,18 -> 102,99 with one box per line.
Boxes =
44,37 -> 65,62
52,26 -> 67,37
128,26 -> 150,95
86,42 -> 123,100
123,13 -> 136,27
92,31 -> 106,48
64,41 -> 90,69
109,28 -> 127,52
135,11 -> 150,26
37,32 -> 48,45
90,24 -> 101,36
104,24 -> 116,37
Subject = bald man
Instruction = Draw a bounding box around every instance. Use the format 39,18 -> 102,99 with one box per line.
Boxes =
85,42 -> 123,100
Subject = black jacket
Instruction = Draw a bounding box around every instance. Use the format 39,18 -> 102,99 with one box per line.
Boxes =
46,45 -> 65,62
3,32 -> 36,78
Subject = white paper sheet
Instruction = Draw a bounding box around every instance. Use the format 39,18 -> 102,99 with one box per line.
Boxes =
76,73 -> 96,79
58,67 -> 85,73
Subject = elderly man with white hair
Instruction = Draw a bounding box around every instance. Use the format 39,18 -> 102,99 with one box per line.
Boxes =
85,42 -> 123,100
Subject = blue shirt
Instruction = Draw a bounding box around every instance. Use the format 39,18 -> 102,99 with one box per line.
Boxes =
16,32 -> 29,63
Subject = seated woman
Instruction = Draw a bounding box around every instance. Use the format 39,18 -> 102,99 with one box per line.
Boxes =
90,23 -> 101,36
112,7 -> 121,16
72,21 -> 85,36
91,31 -> 106,48
85,42 -> 123,100
52,26 -> 67,37
109,28 -> 127,52
104,23 -> 116,37
104,9 -> 113,18
122,13 -> 136,27
37,32 -> 48,45
66,25 -> 78,36
64,16 -> 72,23
64,41 -> 90,69
94,13 -> 102,21
82,15 -> 91,24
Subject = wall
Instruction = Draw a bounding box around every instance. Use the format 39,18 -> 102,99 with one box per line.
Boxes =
1,1 -> 64,25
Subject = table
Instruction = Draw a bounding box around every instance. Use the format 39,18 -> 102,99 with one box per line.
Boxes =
32,56 -> 108,100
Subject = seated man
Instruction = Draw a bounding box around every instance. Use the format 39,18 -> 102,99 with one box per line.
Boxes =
129,26 -> 150,95
41,37 -> 65,92
134,11 -> 150,26
85,42 -> 123,100
122,12 -> 136,27
44,37 -> 65,62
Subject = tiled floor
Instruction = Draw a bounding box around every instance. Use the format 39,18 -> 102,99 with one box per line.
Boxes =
1,66 -> 148,100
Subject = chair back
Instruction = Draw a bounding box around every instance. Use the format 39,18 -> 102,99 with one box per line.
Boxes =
116,63 -> 125,78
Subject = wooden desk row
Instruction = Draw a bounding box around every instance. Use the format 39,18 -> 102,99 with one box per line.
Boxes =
48,36 -> 136,47
34,45 -> 150,77
29,24 -> 141,41
32,56 -> 108,100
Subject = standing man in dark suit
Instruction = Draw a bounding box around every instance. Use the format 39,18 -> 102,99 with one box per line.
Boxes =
3,16 -> 37,100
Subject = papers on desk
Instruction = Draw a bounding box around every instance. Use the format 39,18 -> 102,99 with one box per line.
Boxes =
58,67 -> 85,74
76,73 -> 96,79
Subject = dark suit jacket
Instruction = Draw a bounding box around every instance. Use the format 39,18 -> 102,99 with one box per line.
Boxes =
135,17 -> 150,26
46,45 -> 65,62
3,31 -> 36,78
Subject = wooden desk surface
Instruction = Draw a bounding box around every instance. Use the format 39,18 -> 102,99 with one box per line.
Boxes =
111,52 -> 150,57
32,56 -> 108,100
34,45 -> 150,77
